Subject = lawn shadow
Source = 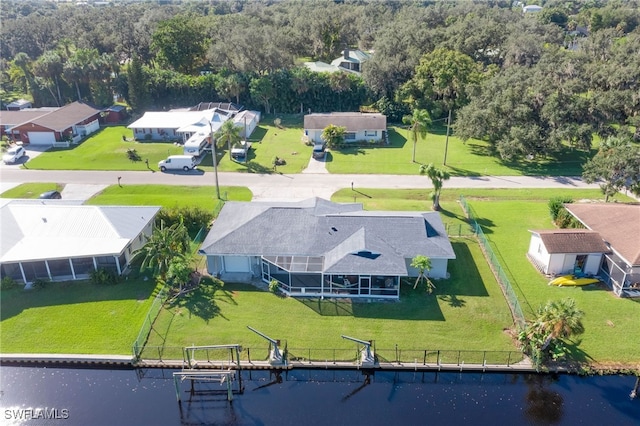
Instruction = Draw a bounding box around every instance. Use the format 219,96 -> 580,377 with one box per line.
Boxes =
445,165 -> 484,177
0,278 -> 158,321
447,241 -> 490,297
243,160 -> 274,174
167,278 -> 227,323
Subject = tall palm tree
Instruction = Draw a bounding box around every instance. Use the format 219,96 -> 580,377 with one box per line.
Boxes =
215,119 -> 241,161
132,221 -> 190,281
403,109 -> 431,163
419,163 -> 451,211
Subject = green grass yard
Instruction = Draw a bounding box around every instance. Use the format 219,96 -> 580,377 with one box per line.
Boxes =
332,187 -> 639,364
21,118 -> 612,177
142,238 -> 515,361
0,279 -> 160,354
84,184 -> 252,208
1,182 -> 63,198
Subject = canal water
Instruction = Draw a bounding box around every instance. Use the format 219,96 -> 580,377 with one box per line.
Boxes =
1,366 -> 638,425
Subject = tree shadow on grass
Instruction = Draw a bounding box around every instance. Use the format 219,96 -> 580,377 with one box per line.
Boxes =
167,278 -> 229,324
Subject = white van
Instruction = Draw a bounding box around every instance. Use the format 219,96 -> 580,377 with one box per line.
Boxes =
158,155 -> 197,172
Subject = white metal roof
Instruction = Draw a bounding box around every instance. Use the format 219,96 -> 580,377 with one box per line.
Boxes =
128,109 -> 225,131
1,202 -> 160,263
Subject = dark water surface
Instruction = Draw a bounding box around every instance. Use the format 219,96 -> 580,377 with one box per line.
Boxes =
1,366 -> 638,425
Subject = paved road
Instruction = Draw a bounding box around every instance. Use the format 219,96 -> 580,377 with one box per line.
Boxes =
0,168 -> 601,201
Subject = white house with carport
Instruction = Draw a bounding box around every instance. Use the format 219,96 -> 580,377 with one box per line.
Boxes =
303,112 -> 387,144
128,109 -> 230,142
527,229 -> 609,276
0,200 -> 160,284
198,198 -> 455,299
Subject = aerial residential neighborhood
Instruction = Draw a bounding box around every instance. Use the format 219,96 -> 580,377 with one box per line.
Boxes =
1,1 -> 640,423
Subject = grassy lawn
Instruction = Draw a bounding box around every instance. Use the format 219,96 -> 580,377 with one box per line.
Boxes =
20,118 -> 613,177
326,124 -> 599,176
25,126 -> 185,171
333,187 -> 639,364
85,184 -> 252,208
1,182 -> 63,198
142,238 -> 515,361
0,279 -> 160,355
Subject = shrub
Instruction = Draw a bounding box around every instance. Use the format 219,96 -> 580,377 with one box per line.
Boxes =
127,148 -> 141,162
548,196 -> 573,222
1,276 -> 18,291
90,268 -> 119,285
269,279 -> 280,294
156,206 -> 214,235
32,278 -> 49,290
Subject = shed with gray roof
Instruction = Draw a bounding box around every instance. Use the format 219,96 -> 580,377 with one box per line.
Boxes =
199,198 -> 455,299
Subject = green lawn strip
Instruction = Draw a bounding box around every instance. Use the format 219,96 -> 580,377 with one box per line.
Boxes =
25,126 -> 185,171
1,182 -> 63,198
0,279 -> 160,354
84,184 -> 252,208
468,197 -> 640,364
325,124 -> 598,176
142,238 -> 515,361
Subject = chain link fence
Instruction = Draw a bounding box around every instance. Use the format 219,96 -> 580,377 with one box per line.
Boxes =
459,196 -> 526,328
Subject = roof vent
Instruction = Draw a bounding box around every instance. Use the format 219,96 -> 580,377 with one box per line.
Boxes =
42,218 -> 47,223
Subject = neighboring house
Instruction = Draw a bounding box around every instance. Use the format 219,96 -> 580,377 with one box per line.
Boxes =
331,48 -> 371,73
128,109 -> 230,142
0,200 -> 160,285
199,198 -> 456,299
6,99 -> 32,111
0,108 -> 57,141
527,229 -> 609,276
303,112 -> 387,144
565,203 -> 640,297
6,101 -> 102,146
304,48 -> 371,75
523,5 -> 542,14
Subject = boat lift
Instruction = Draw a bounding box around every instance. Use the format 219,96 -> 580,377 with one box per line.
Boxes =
247,326 -> 285,366
341,335 -> 376,367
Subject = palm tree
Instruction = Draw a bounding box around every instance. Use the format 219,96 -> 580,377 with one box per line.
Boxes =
131,221 -> 190,281
410,255 -> 435,292
321,124 -> 346,149
419,163 -> 451,211
534,298 -> 585,350
215,119 -> 241,161
403,109 -> 431,163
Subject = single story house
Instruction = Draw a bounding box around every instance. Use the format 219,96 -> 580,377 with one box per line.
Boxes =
127,109 -> 229,142
6,101 -> 102,146
0,200 -> 160,284
0,108 -> 57,141
565,203 -> 640,297
527,229 -> 609,276
303,112 -> 387,144
199,198 -> 456,299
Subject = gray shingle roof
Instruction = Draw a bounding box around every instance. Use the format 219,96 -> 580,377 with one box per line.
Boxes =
200,198 -> 455,276
531,229 -> 609,254
303,113 -> 386,132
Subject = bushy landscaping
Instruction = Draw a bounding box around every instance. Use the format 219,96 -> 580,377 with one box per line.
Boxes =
0,278 -> 160,354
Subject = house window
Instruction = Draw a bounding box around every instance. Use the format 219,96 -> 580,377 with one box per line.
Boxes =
365,130 -> 377,137
345,132 -> 356,140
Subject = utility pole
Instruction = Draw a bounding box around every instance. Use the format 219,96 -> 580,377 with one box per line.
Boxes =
443,109 -> 452,166
209,122 -> 221,199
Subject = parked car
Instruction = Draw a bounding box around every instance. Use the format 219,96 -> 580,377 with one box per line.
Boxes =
2,145 -> 26,164
312,141 -> 327,160
158,155 -> 197,172
39,190 -> 62,199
